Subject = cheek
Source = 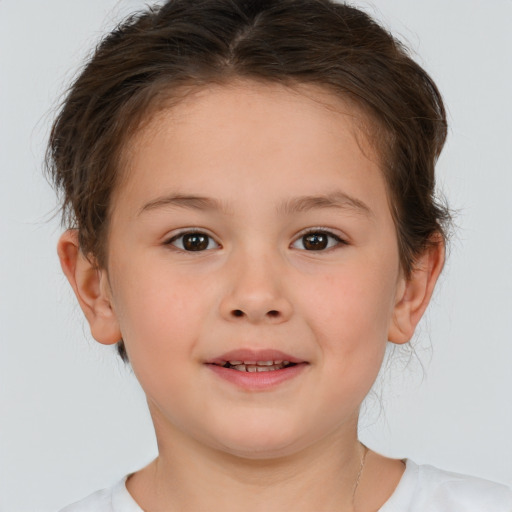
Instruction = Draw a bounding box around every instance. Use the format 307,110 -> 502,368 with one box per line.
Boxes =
300,253 -> 399,384
305,274 -> 393,410
110,272 -> 207,407
109,263 -> 210,358
305,259 -> 398,338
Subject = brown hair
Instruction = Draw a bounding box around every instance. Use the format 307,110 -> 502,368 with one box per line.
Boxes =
46,0 -> 450,362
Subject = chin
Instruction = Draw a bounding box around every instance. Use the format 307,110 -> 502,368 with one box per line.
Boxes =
207,418 -> 313,460
218,441 -> 305,461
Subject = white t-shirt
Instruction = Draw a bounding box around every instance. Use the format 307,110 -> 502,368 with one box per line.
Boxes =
59,460 -> 512,511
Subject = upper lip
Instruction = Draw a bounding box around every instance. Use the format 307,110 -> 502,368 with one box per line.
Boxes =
206,349 -> 306,365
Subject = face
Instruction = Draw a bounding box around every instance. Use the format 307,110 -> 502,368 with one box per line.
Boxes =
103,83 -> 405,458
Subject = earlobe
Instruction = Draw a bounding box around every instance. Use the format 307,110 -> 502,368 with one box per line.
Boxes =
57,230 -> 121,345
388,237 -> 445,344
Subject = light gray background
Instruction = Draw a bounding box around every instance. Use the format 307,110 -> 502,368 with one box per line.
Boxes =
1,1 -> 511,510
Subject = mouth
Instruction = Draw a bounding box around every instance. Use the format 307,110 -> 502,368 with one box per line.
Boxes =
206,349 -> 305,370
214,360 -> 298,372
205,350 -> 308,390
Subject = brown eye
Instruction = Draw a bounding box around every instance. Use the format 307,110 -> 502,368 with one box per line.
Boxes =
292,231 -> 344,251
183,233 -> 209,251
303,233 -> 328,250
169,232 -> 219,251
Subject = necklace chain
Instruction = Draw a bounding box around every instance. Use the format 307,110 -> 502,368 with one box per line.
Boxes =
351,443 -> 369,510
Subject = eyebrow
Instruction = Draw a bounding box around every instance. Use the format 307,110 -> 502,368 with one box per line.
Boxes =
139,194 -> 230,215
139,191 -> 373,218
277,191 -> 373,218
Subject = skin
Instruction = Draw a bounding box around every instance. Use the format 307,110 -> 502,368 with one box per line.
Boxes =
58,82 -> 444,511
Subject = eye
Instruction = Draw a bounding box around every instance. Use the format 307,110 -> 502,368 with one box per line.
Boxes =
291,230 -> 346,251
167,231 -> 220,251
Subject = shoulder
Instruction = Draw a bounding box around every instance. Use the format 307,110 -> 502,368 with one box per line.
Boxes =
381,460 -> 512,512
58,476 -> 142,512
58,486 -> 113,512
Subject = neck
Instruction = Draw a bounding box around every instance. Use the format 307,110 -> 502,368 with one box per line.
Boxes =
128,413 -> 365,511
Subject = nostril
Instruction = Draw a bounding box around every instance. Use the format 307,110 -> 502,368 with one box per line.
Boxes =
228,309 -> 283,320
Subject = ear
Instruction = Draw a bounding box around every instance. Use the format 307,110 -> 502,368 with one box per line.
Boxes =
388,236 -> 445,344
57,230 -> 121,345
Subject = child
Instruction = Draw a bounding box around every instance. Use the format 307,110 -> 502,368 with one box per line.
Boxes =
47,0 -> 512,510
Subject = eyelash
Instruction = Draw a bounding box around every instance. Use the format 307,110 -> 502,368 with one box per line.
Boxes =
165,229 -> 220,252
291,229 -> 348,252
164,228 -> 348,252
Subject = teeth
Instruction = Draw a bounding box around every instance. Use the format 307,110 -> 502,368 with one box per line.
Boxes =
231,363 -> 287,372
228,359 -> 288,366
223,359 -> 297,372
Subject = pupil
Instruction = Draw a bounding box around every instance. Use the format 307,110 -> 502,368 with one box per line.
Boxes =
304,233 -> 328,250
183,234 -> 208,251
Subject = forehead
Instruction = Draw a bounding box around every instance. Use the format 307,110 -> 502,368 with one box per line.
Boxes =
113,81 -> 389,218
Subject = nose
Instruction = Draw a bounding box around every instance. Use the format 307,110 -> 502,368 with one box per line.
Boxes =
219,250 -> 293,324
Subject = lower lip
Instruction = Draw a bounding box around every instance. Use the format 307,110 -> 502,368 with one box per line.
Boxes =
206,363 -> 307,391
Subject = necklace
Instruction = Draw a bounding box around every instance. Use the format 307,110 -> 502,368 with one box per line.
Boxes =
351,443 -> 369,510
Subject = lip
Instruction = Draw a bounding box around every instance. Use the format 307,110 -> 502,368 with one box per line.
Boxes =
205,349 -> 308,391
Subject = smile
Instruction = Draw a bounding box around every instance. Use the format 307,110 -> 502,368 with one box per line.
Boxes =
205,350 -> 307,390
220,360 -> 296,372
